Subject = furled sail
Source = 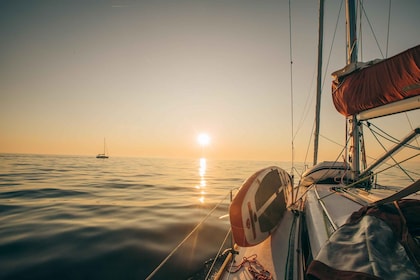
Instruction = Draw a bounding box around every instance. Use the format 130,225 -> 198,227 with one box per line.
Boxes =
332,45 -> 420,117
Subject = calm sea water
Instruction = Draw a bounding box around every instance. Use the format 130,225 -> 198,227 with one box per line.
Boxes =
0,154 -> 418,279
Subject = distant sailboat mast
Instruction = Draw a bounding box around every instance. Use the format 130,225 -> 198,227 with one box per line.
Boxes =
103,138 -> 107,155
96,138 -> 109,159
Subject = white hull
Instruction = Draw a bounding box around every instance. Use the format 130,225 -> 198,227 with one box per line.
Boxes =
218,182 -> 417,279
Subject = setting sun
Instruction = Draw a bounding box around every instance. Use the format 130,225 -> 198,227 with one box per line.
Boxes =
197,133 -> 210,147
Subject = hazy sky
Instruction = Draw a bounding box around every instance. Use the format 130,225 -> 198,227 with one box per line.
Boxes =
1,0 -> 419,162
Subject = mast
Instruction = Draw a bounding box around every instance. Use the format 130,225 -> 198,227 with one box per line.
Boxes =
346,0 -> 361,180
313,0 -> 324,166
346,0 -> 358,65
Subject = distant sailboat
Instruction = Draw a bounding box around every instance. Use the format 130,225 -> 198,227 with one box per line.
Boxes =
96,138 -> 109,159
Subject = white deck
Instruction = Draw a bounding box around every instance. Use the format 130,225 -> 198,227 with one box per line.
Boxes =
221,211 -> 297,280
220,183 -> 402,279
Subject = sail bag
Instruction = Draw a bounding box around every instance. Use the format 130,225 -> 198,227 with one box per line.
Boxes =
332,45 -> 420,117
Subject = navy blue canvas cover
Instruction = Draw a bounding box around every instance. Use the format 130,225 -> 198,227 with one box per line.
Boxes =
307,199 -> 420,280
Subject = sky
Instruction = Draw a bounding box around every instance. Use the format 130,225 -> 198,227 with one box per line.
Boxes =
1,0 -> 419,162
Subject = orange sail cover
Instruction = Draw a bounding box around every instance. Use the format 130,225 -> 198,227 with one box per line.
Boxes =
332,45 -> 420,117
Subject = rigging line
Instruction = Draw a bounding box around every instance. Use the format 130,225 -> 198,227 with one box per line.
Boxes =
288,0 -> 295,175
293,66 -> 316,142
303,0 -> 343,167
356,140 -> 418,173
292,137 -> 350,207
293,0 -> 343,145
291,166 -> 304,181
405,113 -> 420,147
375,153 -> 420,180
370,131 -> 419,151
365,122 -> 420,150
321,0 -> 344,91
145,191 -> 231,280
360,1 -> 384,58
319,133 -> 345,148
205,228 -> 232,280
314,138 -> 351,184
395,166 -> 420,178
405,171 -> 420,181
386,0 -> 392,58
366,123 -> 415,182
319,153 -> 420,200
365,121 -> 400,143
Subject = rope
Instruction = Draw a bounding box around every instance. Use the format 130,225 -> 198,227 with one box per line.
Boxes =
145,191 -> 232,280
227,254 -> 272,280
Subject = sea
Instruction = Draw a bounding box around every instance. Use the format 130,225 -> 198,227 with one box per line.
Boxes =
0,153 -> 418,280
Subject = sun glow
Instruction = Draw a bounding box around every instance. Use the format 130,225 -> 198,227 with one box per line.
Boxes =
197,133 -> 210,147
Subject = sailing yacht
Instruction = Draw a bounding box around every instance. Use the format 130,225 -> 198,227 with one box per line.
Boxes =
203,1 -> 419,278
147,1 -> 419,279
96,138 -> 109,159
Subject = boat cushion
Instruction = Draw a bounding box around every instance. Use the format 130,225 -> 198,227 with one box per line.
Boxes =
307,199 -> 420,280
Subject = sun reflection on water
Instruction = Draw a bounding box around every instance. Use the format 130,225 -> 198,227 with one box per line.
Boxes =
197,157 -> 207,204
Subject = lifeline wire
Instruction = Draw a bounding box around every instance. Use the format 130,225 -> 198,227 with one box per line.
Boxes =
145,191 -> 231,280
205,228 -> 232,280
